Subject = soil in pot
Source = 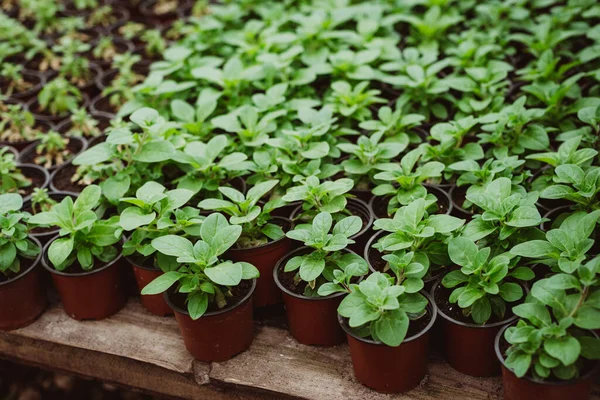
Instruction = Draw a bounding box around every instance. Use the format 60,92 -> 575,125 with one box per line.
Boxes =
165,279 -> 256,362
290,198 -> 374,255
226,217 -> 292,308
27,93 -> 90,124
41,239 -> 127,321
0,120 -> 53,152
495,324 -> 599,400
274,247 -> 355,346
24,192 -> 77,245
18,136 -> 87,173
432,280 -> 518,377
14,164 -> 51,201
340,292 -> 437,393
365,231 -> 444,292
49,162 -> 87,194
127,254 -> 173,317
448,185 -> 475,220
0,70 -> 45,102
0,240 -> 47,331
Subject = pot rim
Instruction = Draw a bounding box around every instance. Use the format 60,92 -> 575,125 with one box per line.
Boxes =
338,290 -> 438,347
49,161 -> 81,194
1,69 -> 46,100
540,205 -> 574,231
164,278 -> 257,317
431,278 -> 520,329
41,234 -> 123,277
18,163 -> 51,201
0,236 -> 43,287
273,246 -> 360,301
494,322 -> 600,386
227,216 -> 293,253
448,184 -> 473,217
17,136 -> 88,170
290,198 -> 374,241
368,184 -> 452,218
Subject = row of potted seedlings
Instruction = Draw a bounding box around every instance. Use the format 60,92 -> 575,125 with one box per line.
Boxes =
1,0 -> 600,399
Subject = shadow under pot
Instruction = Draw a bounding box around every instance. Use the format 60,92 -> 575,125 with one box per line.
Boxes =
431,279 -> 519,377
49,162 -> 86,194
41,237 -> 127,320
126,255 -> 173,317
0,237 -> 47,331
18,136 -> 88,174
23,192 -> 78,246
1,69 -> 46,103
340,291 -> 437,393
364,231 -> 444,293
290,198 -> 374,255
369,185 -> 452,219
274,246 -> 356,346
226,217 -> 293,308
164,279 -> 256,362
495,323 -> 600,400
17,164 -> 51,203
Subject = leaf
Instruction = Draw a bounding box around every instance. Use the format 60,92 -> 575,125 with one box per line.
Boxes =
120,207 -> 156,231
498,283 -> 523,302
200,213 -> 229,244
74,185 -> 101,214
205,262 -> 243,286
151,235 -> 194,260
0,242 -> 16,271
48,237 -> 74,269
511,240 -> 556,258
513,303 -> 552,326
210,225 -> 242,256
141,271 -> 183,295
544,337 -> 581,366
426,214 -> 465,233
312,212 -> 332,239
506,206 -> 541,227
332,216 -> 363,238
441,270 -> 469,288
505,351 -> 532,378
299,254 -> 326,282
555,164 -> 584,185
187,292 -> 208,320
239,262 -> 260,279
133,141 -> 175,162
373,309 -> 409,347
448,237 -> 478,268
471,297 -> 492,324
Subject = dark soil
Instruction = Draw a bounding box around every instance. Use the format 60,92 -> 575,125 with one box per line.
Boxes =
434,283 -> 513,325
52,164 -> 85,193
0,257 -> 34,283
169,279 -> 253,314
278,267 -> 308,296
20,139 -> 83,169
20,167 -> 47,198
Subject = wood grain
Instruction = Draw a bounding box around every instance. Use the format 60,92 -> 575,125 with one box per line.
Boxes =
1,298 -> 598,400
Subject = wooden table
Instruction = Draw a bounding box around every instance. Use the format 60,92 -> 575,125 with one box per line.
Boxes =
0,298 -> 598,400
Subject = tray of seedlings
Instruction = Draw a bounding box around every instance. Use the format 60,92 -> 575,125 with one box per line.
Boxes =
1,1 -> 600,399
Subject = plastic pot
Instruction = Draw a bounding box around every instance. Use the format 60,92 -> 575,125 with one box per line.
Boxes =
369,184 -> 452,219
432,279 -> 519,377
2,69 -> 45,102
226,217 -> 292,307
365,231 -> 443,293
19,164 -> 51,202
340,292 -> 437,393
0,120 -> 54,152
27,93 -> 91,124
41,237 -> 127,320
49,162 -> 85,194
127,256 -> 173,317
274,247 -> 358,346
290,198 -> 374,254
18,136 -> 88,173
495,324 -> 600,400
165,280 -> 256,362
23,192 -> 77,245
0,237 -> 47,331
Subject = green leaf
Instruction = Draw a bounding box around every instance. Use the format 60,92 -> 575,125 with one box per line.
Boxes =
511,240 -> 556,258
205,262 -> 243,286
448,237 -> 478,268
512,303 -> 551,328
441,270 -> 469,288
471,297 -> 492,324
133,141 -> 175,162
152,235 -> 194,260
141,271 -> 183,295
74,185 -> 101,214
210,225 -> 242,256
373,309 -> 409,347
187,292 -> 208,320
299,254 -> 326,282
506,206 -> 541,227
426,214 -> 465,233
505,351 -> 532,378
0,242 -> 17,271
312,212 -> 332,239
544,337 -> 581,366
498,283 -> 523,302
48,237 -> 74,269
120,207 -> 156,231
333,216 -> 363,238
239,262 -> 260,279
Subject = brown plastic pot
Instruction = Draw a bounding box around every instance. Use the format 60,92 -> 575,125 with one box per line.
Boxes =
0,238 -> 47,331
23,192 -> 77,245
49,162 -> 86,194
432,279 -> 518,377
369,184 -> 452,219
127,256 -> 173,317
340,291 -> 437,393
165,279 -> 256,362
495,324 -> 600,400
226,217 -> 292,307
41,237 -> 127,320
274,247 -> 359,346
290,198 -> 374,255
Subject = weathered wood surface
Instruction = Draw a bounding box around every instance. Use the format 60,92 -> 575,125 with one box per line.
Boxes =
0,298 -> 599,400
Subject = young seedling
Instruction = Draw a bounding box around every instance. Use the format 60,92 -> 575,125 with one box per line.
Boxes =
38,77 -> 82,116
141,213 -> 260,319
0,148 -> 31,194
282,176 -> 354,221
0,103 -> 38,143
30,188 -> 56,214
34,131 -> 70,168
541,165 -> 600,211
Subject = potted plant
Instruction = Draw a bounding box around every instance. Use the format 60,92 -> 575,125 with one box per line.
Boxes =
367,198 -> 465,290
496,256 -> 600,400
18,131 -> 87,172
29,185 -> 126,320
338,271 -> 437,393
31,76 -> 84,122
283,176 -> 374,253
0,102 -> 47,151
141,213 -> 260,362
118,181 -> 199,316
273,212 -> 369,346
198,180 -> 292,307
433,236 -> 532,376
0,62 -> 43,101
0,147 -> 49,201
24,188 -> 75,245
0,193 -> 46,331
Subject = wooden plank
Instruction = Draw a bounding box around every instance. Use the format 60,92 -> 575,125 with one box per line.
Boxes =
0,298 -> 599,400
